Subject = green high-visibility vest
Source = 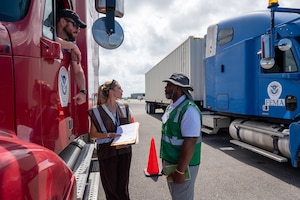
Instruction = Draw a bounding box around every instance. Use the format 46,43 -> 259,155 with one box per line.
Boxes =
160,99 -> 201,166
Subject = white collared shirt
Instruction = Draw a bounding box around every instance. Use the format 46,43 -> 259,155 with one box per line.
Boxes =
162,95 -> 201,137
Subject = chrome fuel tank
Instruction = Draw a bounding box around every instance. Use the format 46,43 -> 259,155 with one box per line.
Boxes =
229,119 -> 290,158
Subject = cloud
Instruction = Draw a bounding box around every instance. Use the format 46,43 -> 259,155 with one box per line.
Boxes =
91,0 -> 299,97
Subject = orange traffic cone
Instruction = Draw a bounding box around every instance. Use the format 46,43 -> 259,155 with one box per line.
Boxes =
144,138 -> 162,177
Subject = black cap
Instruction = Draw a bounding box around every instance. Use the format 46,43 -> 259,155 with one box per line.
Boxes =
58,9 -> 87,28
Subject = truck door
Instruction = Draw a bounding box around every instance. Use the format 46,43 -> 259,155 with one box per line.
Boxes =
258,46 -> 300,120
16,0 -> 65,153
38,0 -> 75,153
14,0 -> 72,154
0,24 -> 14,132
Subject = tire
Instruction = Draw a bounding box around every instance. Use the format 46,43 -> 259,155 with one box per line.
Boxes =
149,103 -> 155,114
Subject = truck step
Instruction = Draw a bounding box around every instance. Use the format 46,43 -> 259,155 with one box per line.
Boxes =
83,158 -> 100,200
202,114 -> 231,134
73,143 -> 96,200
201,127 -> 218,134
230,140 -> 288,163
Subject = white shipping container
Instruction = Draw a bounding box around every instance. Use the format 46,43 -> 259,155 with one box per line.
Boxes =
145,36 -> 205,113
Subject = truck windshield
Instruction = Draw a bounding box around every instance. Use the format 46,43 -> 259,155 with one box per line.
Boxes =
0,0 -> 30,22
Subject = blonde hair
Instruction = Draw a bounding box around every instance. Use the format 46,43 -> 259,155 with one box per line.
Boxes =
97,80 -> 117,105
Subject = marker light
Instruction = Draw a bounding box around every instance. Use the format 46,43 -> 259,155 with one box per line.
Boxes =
268,0 -> 279,7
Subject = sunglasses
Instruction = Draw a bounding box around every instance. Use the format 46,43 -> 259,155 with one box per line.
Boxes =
109,80 -> 116,89
64,18 -> 79,29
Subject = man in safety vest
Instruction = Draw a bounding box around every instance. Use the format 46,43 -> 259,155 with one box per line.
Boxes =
160,72 -> 202,200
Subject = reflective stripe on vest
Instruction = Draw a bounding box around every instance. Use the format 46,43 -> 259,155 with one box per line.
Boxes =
92,107 -> 112,144
173,99 -> 189,123
162,134 -> 202,145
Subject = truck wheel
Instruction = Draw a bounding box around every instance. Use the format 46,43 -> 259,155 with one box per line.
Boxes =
146,103 -> 149,114
149,103 -> 155,114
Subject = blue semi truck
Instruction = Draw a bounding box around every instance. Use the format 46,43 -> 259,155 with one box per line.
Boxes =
145,1 -> 300,167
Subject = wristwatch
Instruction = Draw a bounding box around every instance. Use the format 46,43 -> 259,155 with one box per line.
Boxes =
80,89 -> 87,94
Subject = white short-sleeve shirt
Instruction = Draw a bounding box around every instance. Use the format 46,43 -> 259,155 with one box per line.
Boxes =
166,95 -> 201,137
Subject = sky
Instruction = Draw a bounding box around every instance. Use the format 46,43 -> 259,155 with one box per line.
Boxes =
93,0 -> 299,98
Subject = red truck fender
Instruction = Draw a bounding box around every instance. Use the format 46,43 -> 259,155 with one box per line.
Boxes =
0,130 -> 76,200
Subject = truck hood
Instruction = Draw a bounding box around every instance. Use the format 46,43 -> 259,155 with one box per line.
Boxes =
0,135 -> 76,199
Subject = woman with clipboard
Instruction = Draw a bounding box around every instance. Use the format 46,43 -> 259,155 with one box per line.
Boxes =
88,79 -> 132,200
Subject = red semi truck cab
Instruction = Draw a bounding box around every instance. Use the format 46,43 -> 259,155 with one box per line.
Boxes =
0,0 -> 105,199
0,0 -> 89,152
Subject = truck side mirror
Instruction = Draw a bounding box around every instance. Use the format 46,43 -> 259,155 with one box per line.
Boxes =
94,0 -> 124,48
260,34 -> 275,69
92,17 -> 124,49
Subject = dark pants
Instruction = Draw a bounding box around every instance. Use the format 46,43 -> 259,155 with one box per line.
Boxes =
98,151 -> 132,200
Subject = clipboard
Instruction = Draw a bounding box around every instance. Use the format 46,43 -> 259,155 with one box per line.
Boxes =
111,122 -> 139,146
165,165 -> 190,182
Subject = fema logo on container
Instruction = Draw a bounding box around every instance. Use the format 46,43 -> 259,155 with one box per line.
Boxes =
58,66 -> 69,107
264,81 -> 285,107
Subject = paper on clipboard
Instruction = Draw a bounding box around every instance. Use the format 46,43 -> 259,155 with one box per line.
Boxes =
111,122 -> 139,146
